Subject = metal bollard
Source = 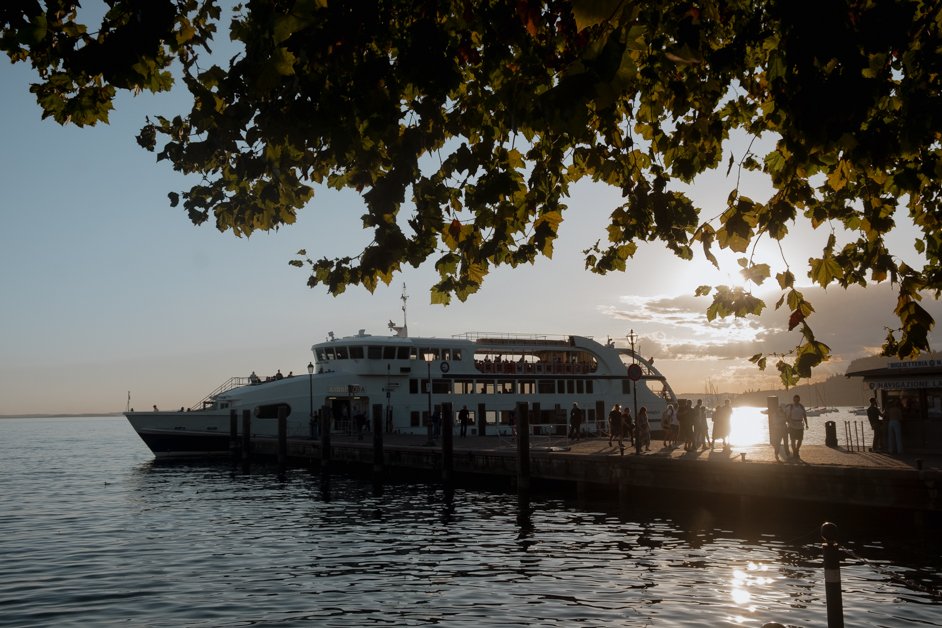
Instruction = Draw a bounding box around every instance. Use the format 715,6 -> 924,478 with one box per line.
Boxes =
821,522 -> 844,627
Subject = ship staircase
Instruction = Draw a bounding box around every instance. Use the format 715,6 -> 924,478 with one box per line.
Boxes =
190,377 -> 251,411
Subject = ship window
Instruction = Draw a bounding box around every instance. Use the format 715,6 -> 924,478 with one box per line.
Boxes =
499,380 -> 515,394
335,346 -> 348,359
432,379 -> 450,394
454,379 -> 473,394
381,346 -> 394,359
567,380 -> 574,394
577,380 -> 584,394
408,347 -> 419,360
368,346 -> 382,359
482,381 -> 495,394
410,411 -> 421,427
255,403 -> 291,419
409,379 -> 418,394
454,349 -> 463,360
538,380 -> 555,394
519,380 -> 535,395
316,348 -> 327,361
420,348 -> 438,360
474,381 -> 486,394
558,379 -> 565,392
349,346 -> 364,359
440,348 -> 451,360
586,381 -> 594,394
324,347 -> 335,360
397,347 -> 410,359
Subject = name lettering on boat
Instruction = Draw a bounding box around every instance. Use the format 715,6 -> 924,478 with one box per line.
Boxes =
328,385 -> 365,394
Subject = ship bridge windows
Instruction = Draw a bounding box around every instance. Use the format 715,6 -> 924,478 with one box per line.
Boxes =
368,346 -> 382,359
335,346 -> 349,359
349,346 -> 364,359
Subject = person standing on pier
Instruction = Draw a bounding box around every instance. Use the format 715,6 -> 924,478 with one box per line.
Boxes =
711,399 -> 732,451
693,399 -> 708,450
608,404 -> 623,447
621,405 -> 635,447
770,404 -> 789,462
458,405 -> 471,437
637,406 -> 651,451
569,403 -> 583,440
885,398 -> 904,454
662,403 -> 676,448
866,397 -> 885,452
785,395 -> 809,460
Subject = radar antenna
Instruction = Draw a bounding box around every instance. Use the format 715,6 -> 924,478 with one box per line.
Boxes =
388,283 -> 409,337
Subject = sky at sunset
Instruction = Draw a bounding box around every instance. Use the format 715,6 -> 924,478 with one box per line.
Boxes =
2,57 -> 940,415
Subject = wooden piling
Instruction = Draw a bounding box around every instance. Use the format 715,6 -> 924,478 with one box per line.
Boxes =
442,402 -> 454,484
229,409 -> 239,461
477,402 -> 487,437
241,409 -> 251,466
320,405 -> 331,472
821,522 -> 844,627
371,403 -> 384,477
277,405 -> 287,470
516,402 -> 530,492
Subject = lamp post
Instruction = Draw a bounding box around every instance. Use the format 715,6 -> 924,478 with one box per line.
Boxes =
307,361 -> 315,439
627,329 -> 641,455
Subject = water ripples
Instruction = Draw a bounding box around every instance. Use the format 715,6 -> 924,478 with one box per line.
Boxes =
0,417 -> 939,626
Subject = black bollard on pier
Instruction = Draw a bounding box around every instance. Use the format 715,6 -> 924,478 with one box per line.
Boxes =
821,521 -> 844,628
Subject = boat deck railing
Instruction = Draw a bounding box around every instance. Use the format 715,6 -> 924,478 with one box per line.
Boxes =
191,376 -> 251,410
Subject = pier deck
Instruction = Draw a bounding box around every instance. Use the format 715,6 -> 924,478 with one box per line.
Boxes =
248,433 -> 941,515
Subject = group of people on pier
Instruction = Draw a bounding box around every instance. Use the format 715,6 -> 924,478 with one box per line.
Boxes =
660,398 -> 732,452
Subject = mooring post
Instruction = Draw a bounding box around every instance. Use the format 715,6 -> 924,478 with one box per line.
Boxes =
371,403 -> 384,478
277,405 -> 288,470
516,402 -> 530,493
442,402 -> 454,484
229,409 -> 239,461
320,405 -> 331,472
241,409 -> 252,466
477,402 -> 487,437
821,521 -> 844,628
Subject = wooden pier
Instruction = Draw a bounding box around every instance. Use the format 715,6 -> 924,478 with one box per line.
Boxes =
240,429 -> 941,517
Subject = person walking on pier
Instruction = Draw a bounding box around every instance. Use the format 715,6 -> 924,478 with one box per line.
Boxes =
569,403 -> 584,440
866,397 -> 885,452
785,395 -> 809,460
608,404 -> 623,447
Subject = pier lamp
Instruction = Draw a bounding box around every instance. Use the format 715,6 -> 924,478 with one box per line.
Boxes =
307,361 -> 315,439
627,330 -> 641,456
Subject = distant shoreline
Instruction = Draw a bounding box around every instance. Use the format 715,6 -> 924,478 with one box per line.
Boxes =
0,413 -> 125,419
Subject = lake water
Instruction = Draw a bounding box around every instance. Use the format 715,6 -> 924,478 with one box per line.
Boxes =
0,415 -> 939,627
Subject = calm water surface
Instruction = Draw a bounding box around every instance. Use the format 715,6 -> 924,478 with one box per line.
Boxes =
0,416 -> 939,627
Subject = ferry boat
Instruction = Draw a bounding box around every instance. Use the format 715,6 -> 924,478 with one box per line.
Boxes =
126,315 -> 676,458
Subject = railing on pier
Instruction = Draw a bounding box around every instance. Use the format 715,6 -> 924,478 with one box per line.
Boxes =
190,376 -> 251,410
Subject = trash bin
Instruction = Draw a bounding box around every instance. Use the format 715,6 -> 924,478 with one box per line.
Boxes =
825,420 -> 838,447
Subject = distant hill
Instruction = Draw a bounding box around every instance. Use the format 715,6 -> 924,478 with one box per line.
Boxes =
679,373 -> 873,408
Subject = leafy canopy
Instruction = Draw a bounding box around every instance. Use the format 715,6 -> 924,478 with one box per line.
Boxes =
4,0 -> 941,385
